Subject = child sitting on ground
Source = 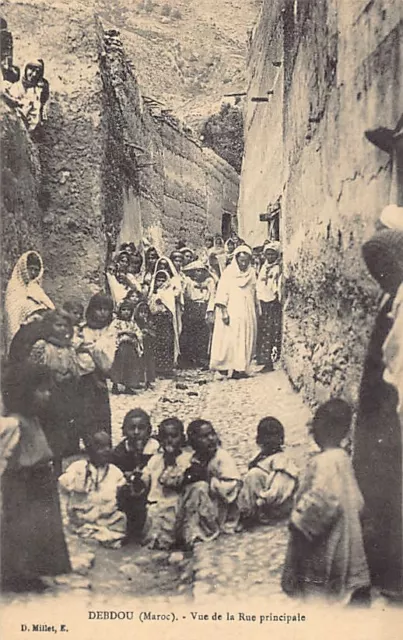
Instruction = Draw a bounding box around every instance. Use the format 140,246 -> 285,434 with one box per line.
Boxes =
281,399 -> 371,605
238,417 -> 298,528
112,409 -> 159,542
142,417 -> 192,550
59,431 -> 127,548
178,420 -> 241,548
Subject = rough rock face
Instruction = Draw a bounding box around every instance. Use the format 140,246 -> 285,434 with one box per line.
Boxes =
99,26 -> 239,253
92,0 -> 261,128
0,103 -> 43,350
238,0 -> 402,407
2,1 -> 108,308
1,1 -> 239,331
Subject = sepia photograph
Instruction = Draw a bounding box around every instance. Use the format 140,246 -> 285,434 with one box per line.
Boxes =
0,0 -> 402,638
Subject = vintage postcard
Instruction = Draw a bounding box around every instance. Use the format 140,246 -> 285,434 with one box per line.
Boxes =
0,0 -> 402,638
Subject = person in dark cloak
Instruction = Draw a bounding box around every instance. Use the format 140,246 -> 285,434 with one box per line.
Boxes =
354,228 -> 403,602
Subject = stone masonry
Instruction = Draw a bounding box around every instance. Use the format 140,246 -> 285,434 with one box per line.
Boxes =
1,0 -> 239,332
237,0 -> 402,407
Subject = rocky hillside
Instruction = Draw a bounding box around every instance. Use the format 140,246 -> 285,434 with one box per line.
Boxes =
93,0 -> 262,129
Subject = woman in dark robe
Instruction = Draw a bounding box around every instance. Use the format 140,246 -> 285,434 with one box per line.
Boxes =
354,228 -> 403,601
1,363 -> 71,592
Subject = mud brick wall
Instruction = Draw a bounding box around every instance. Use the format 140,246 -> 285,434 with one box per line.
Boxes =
1,1 -> 239,325
99,29 -> 240,254
238,0 -> 402,407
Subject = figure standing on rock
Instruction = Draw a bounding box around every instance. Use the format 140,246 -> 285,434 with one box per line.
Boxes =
5,59 -> 49,132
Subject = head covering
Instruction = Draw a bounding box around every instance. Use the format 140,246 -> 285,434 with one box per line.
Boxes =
150,269 -> 169,293
145,246 -> 159,258
154,256 -> 178,278
224,238 -> 235,254
179,247 -> 195,259
264,239 -> 281,252
223,244 -> 255,287
148,267 -> 183,363
153,256 -> 184,297
379,205 -> 403,231
115,250 -> 131,267
262,240 -> 281,265
182,259 -> 211,279
134,299 -> 150,324
233,244 -> 253,258
23,59 -> 44,87
362,229 -> 403,294
4,251 -> 55,350
170,249 -> 183,258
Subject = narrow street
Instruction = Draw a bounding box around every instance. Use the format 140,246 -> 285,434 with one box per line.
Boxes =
1,4 -> 401,640
111,363 -> 313,601
2,365 -> 313,608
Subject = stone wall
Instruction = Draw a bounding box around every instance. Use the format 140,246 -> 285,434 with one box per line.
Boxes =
2,1 -> 108,307
238,0 -> 402,407
0,103 -> 43,350
1,0 -> 239,323
99,26 -> 239,255
237,0 -> 285,247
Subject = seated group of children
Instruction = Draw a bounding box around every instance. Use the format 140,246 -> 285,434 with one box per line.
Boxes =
59,409 -> 298,551
59,399 -> 371,604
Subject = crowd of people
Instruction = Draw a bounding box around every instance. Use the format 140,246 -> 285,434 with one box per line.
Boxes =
104,234 -> 282,380
1,208 -> 402,607
0,359 -> 370,605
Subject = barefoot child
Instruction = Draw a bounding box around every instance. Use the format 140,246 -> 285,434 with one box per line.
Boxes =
59,431 -> 127,548
142,418 -> 191,550
281,399 -> 371,604
238,417 -> 298,527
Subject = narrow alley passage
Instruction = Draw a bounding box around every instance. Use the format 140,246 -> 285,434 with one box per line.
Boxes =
2,366 -> 312,607
111,365 -> 313,601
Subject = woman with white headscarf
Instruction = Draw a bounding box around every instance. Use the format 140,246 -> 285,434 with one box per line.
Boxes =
4,251 -> 55,352
148,269 -> 178,377
153,256 -> 184,364
210,245 -> 258,379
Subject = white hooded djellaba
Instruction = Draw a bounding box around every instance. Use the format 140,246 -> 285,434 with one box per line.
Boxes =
209,245 -> 258,374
